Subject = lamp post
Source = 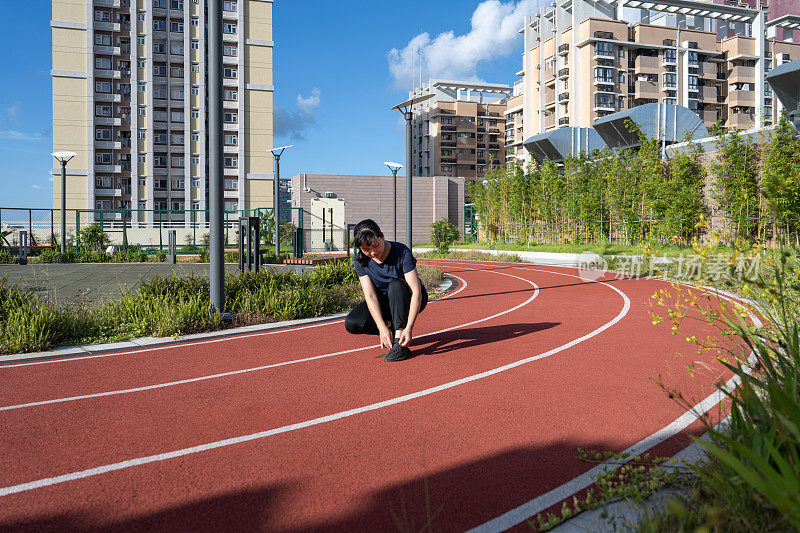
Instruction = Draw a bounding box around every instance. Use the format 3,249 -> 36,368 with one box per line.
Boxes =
208,0 -> 224,313
383,161 -> 403,241
391,93 -> 433,248
52,151 -> 76,253
267,145 -> 292,258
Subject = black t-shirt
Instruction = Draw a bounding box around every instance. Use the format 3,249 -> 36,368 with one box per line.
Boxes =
354,241 -> 417,294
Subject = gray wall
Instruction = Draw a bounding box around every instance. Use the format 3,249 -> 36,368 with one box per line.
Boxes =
290,174 -> 464,250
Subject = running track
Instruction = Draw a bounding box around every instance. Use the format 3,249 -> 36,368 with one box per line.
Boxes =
0,260 -> 750,532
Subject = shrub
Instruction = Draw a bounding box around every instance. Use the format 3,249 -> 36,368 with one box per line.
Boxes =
430,218 -> 460,254
0,250 -> 15,264
78,223 -> 111,251
35,249 -> 80,263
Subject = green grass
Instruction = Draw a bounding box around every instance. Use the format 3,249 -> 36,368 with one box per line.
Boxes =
0,260 -> 446,354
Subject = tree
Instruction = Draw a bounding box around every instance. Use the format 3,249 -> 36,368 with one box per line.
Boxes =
78,223 -> 110,251
709,128 -> 760,243
762,112 -> 800,244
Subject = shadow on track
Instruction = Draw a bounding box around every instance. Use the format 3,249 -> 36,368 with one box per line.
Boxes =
410,322 -> 560,357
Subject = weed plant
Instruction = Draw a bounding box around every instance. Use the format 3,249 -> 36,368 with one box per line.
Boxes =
0,260 -> 445,354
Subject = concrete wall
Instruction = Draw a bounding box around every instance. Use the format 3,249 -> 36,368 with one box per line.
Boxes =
290,174 -> 465,251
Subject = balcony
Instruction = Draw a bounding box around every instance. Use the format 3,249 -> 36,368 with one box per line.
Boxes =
95,117 -> 122,126
726,112 -> 755,130
633,55 -> 659,74
728,89 -> 755,108
545,114 -> 556,129
700,109 -> 718,123
558,43 -> 569,55
223,168 -> 238,176
223,32 -> 238,43
698,62 -> 717,79
94,69 -> 121,79
593,99 -> 615,112
94,21 -> 120,31
94,0 -> 121,6
223,100 -> 237,109
728,65 -> 755,85
661,80 -> 677,91
593,49 -> 614,60
558,92 -> 569,102
594,77 -> 615,87
223,77 -> 238,87
662,54 -> 677,67
95,164 -> 122,173
94,93 -> 121,103
634,80 -> 659,100
223,122 -> 238,131
95,188 -> 123,197
557,67 -> 569,78
94,45 -> 121,56
700,85 -> 717,101
94,140 -> 122,149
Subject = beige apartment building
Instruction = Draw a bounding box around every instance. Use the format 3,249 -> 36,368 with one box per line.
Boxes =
408,80 -> 511,181
51,0 -> 274,226
508,0 -> 800,165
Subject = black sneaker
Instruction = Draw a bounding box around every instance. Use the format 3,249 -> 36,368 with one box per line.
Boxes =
385,339 -> 412,362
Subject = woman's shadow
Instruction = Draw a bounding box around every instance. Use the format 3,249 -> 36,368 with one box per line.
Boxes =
410,322 -> 560,357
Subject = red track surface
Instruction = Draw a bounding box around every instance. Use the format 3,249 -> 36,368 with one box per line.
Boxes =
0,260 -> 746,532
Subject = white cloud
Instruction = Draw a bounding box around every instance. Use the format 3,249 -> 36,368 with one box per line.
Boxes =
7,105 -> 19,120
388,0 -> 537,88
296,88 -> 321,117
0,129 -> 45,141
31,184 -> 42,189
275,89 -> 322,141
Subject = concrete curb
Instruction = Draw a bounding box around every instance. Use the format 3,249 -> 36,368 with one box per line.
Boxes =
413,247 -> 674,267
0,275 -> 457,365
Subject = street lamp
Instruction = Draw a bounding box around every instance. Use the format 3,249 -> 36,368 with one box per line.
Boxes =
267,145 -> 293,258
208,0 -> 224,314
383,161 -> 403,241
52,151 -> 76,253
391,93 -> 433,248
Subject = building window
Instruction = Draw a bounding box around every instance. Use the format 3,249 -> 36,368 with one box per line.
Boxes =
95,10 -> 111,22
223,23 -> 237,34
191,132 -> 200,141
153,0 -> 166,7
137,36 -> 146,45
224,112 -> 237,123
171,66 -> 184,77
172,201 -> 185,211
191,87 -> 199,95
223,67 -> 237,78
191,40 -> 199,50
223,45 -> 237,56
618,47 -> 625,58
224,89 -> 237,101
191,110 -> 199,118
95,128 -> 112,140
171,156 -> 185,168
138,131 -> 146,139
172,133 -> 184,144
138,200 -> 146,210
171,0 -> 183,8
192,200 -> 200,211
154,133 -> 167,144
594,41 -> 614,57
95,81 -> 111,93
171,111 -> 184,122
191,155 -> 200,164
153,19 -> 166,31
95,176 -> 112,188
95,104 -> 111,116
138,178 -> 146,186
191,63 -> 200,73
171,87 -> 184,99
224,156 -> 238,168
137,154 -> 146,163
137,58 -> 146,68
223,1 -> 237,10
170,42 -> 183,54
224,134 -> 237,145
153,41 -> 166,53
153,65 -> 167,76
137,11 -> 145,21
96,34 -> 112,46
593,67 -> 614,84
191,17 -> 199,27
95,57 -> 111,69
172,178 -> 185,189
170,21 -> 183,32
96,153 -> 112,164
154,156 -> 167,167
192,178 -> 201,188
224,178 -> 238,190
137,82 -> 146,93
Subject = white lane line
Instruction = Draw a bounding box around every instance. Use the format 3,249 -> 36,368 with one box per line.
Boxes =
0,267 -> 468,369
0,270 -> 629,498
469,277 -> 763,532
0,270 -> 529,412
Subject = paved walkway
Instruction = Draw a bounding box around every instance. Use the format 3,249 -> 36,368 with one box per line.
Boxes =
0,263 -> 307,304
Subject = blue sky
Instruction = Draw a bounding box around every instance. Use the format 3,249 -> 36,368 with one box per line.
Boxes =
0,0 -> 534,208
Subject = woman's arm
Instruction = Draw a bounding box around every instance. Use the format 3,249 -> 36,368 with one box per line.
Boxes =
398,268 -> 423,347
359,275 -> 394,349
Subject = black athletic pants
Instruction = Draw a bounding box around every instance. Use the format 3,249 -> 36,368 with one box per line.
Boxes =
344,278 -> 428,335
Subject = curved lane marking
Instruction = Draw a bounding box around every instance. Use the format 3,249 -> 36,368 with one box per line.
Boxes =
0,268 -> 469,369
469,276 -> 764,532
0,268 -> 631,497
0,270 -> 529,411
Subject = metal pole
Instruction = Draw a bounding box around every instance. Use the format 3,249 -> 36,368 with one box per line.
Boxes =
60,160 -> 66,253
405,111 -> 412,248
274,154 -> 280,257
208,0 -> 224,312
392,168 -> 397,241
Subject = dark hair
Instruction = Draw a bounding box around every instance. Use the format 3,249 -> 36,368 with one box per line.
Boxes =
353,219 -> 383,266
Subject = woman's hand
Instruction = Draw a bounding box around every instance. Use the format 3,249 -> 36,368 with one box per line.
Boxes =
398,326 -> 413,347
379,327 -> 394,350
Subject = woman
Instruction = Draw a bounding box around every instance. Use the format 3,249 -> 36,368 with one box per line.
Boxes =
344,219 -> 428,362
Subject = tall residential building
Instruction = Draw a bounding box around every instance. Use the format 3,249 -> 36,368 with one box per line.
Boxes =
510,0 -> 800,166
408,80 -> 511,181
51,0 -> 274,225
